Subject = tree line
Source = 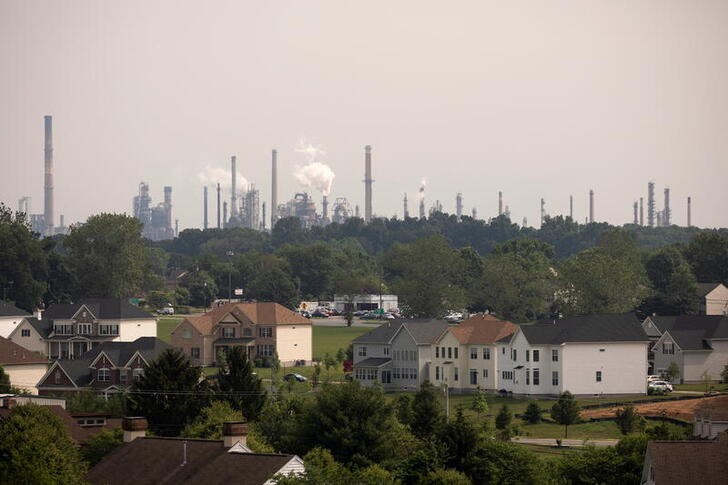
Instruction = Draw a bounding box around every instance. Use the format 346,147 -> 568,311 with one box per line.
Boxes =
2,203 -> 728,321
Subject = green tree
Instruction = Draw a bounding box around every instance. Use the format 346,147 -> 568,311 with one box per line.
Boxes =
614,405 -> 640,435
666,362 -> 681,383
721,364 -> 728,384
180,270 -> 218,307
550,391 -> 580,439
465,440 -> 543,485
522,401 -> 542,424
556,435 -> 647,485
471,387 -> 489,417
216,346 -> 266,420
411,381 -> 446,439
440,408 -> 481,472
128,348 -> 209,436
277,243 -> 337,299
296,382 -> 398,467
81,428 -> 123,466
684,231 -> 728,284
64,213 -> 149,298
182,400 -> 244,439
420,468 -> 473,485
0,203 -> 48,311
495,405 -> 512,431
0,365 -> 10,393
0,404 -> 87,484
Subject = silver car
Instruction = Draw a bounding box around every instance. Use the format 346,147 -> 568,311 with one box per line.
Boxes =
648,380 -> 673,392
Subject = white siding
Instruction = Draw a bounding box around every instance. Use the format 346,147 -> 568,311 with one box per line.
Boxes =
265,456 -> 305,484
0,316 -> 26,339
3,362 -> 49,395
275,324 -> 312,364
117,319 -> 157,341
561,342 -> 647,395
682,341 -> 728,382
431,332 -> 461,388
705,285 -> 728,315
8,320 -> 46,355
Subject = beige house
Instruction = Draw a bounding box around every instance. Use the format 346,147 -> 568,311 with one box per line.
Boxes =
697,283 -> 728,316
7,317 -> 47,355
0,336 -> 49,395
0,301 -> 31,339
170,302 -> 312,366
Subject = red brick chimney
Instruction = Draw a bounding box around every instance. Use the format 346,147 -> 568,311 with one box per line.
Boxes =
222,421 -> 248,448
122,417 -> 148,442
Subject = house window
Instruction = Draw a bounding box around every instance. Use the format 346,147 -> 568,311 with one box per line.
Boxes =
98,368 -> 110,382
384,347 -> 390,356
599,348 -> 605,352
512,349 -> 517,361
78,323 -> 92,335
410,350 -> 416,361
483,348 -> 490,360
258,344 -> 275,357
54,324 -> 73,335
552,371 -> 559,386
662,342 -> 674,355
469,369 -> 478,385
243,328 -> 252,337
526,350 -> 530,362
99,324 -> 119,336
471,348 -> 478,359
454,347 -> 458,359
448,347 -> 452,359
441,347 -> 445,358
21,329 -> 30,337
182,328 -> 192,339
133,368 -> 144,382
533,369 -> 540,386
120,372 -> 128,385
552,349 -> 558,362
483,369 -> 488,378
436,366 -> 440,380
258,327 -> 272,338
191,347 -> 200,359
436,347 -> 440,358
502,347 -> 505,355
501,371 -> 513,380
533,350 -> 539,362
596,371 -> 602,382
222,327 -> 235,338
526,368 -> 530,385
453,368 -> 458,382
54,370 -> 62,384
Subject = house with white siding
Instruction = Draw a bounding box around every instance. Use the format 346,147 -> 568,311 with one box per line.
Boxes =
352,319 -> 449,390
696,283 -> 728,316
430,314 -> 517,392
0,301 -> 31,339
501,314 -> 649,396
644,315 -> 728,383
0,336 -> 49,394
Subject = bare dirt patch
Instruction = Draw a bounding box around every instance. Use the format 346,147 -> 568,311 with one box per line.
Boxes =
581,395 -> 728,422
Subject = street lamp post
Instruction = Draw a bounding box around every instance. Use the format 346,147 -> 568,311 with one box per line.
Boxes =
226,250 -> 234,302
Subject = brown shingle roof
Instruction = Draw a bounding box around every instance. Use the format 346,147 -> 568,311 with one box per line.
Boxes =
181,302 -> 310,335
86,437 -> 297,485
450,314 -> 517,345
646,432 -> 728,485
0,336 -> 48,365
0,405 -> 120,445
695,395 -> 728,421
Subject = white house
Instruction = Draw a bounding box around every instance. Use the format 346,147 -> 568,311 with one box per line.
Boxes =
645,315 -> 728,383
0,336 -> 49,395
697,283 -> 728,316
0,301 -> 31,339
502,314 -> 649,396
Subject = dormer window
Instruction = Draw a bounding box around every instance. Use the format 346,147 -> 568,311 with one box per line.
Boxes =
222,327 -> 235,338
98,368 -> 110,382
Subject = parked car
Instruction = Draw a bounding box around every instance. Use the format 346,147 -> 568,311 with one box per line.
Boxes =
648,380 -> 673,392
157,306 -> 175,315
445,311 -> 463,323
647,375 -> 661,382
311,310 -> 329,318
283,373 -> 307,383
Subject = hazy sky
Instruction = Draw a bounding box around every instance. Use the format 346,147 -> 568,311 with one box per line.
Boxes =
2,1 -> 728,231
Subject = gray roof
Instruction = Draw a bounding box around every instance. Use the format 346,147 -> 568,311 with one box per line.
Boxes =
651,315 -> 728,350
352,319 -> 449,345
24,317 -> 51,338
523,313 -> 648,345
356,357 -> 392,367
0,301 -> 30,317
696,282 -> 723,298
44,299 -> 154,320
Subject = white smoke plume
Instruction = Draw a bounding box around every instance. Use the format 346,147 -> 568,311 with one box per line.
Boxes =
416,178 -> 427,203
293,136 -> 335,196
197,166 -> 250,192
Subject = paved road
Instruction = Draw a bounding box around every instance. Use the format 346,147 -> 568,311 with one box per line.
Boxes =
512,437 -> 618,447
311,316 -> 382,327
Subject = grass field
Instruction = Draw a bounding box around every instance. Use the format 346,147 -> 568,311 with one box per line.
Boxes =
674,382 -> 728,393
157,317 -> 182,343
312,325 -> 373,360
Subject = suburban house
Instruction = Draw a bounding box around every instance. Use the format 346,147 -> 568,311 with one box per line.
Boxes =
502,314 -> 649,396
642,315 -> 728,383
697,282 -> 728,315
86,418 -> 304,485
430,314 -> 517,392
36,337 -> 170,397
0,301 -> 31,338
170,302 -> 312,366
693,396 -> 728,439
8,299 -> 157,360
641,431 -> 728,485
352,319 -> 449,390
0,336 -> 48,394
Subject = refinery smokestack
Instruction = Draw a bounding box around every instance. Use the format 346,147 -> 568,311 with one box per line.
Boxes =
456,193 -> 463,221
364,145 -> 373,222
498,191 -> 503,216
647,182 -> 655,227
271,149 -> 277,230
471,207 -> 477,219
230,156 -> 237,220
322,195 -> 329,222
217,183 -> 221,229
164,186 -> 173,236
223,201 -> 228,226
589,190 -> 594,223
687,196 -> 691,227
403,193 -> 409,218
569,195 -> 573,220
633,201 -> 638,225
639,197 -> 644,226
44,115 -> 54,236
663,188 -> 671,226
203,186 -> 208,230
540,198 -> 546,226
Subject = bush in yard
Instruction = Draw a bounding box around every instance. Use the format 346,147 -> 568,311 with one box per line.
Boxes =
522,401 -> 542,424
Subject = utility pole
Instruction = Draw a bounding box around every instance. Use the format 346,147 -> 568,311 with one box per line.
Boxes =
226,250 -> 234,302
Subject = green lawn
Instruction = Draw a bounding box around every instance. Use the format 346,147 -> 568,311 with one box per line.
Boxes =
157,317 -> 183,343
515,443 -> 581,459
674,382 -> 728,393
312,325 -> 373,360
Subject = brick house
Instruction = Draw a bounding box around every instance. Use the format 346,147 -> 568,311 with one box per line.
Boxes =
170,302 -> 312,366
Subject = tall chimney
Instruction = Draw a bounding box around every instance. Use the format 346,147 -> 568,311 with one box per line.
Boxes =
230,156 -> 237,220
498,191 -> 503,216
203,186 -> 208,229
271,149 -> 278,230
471,207 -> 477,219
122,417 -> 148,443
664,188 -> 671,226
44,115 -> 54,237
569,195 -> 573,220
223,201 -> 228,227
403,193 -> 409,218
687,196 -> 692,227
261,202 -> 266,231
322,195 -> 329,222
364,145 -> 373,223
633,201 -> 638,224
456,193 -> 463,221
355,205 -> 360,218
589,190 -> 594,223
217,183 -> 221,229
639,197 -> 644,226
223,421 -> 248,448
164,186 -> 172,235
540,198 -> 546,226
647,181 -> 655,227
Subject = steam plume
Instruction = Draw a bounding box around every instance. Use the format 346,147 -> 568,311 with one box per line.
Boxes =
293,136 -> 335,196
198,166 -> 249,191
